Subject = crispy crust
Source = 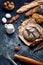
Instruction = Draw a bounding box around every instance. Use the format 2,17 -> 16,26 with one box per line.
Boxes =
18,18 -> 43,46
32,13 -> 43,24
24,6 -> 40,17
17,1 -> 39,13
17,0 -> 43,13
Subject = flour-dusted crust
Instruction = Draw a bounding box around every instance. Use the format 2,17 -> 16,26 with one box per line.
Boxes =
17,0 -> 43,13
18,18 -> 43,46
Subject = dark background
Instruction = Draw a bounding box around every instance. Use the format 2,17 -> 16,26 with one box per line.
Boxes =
0,0 -> 43,65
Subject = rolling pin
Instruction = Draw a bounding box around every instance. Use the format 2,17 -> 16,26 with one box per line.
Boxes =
14,54 -> 43,65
